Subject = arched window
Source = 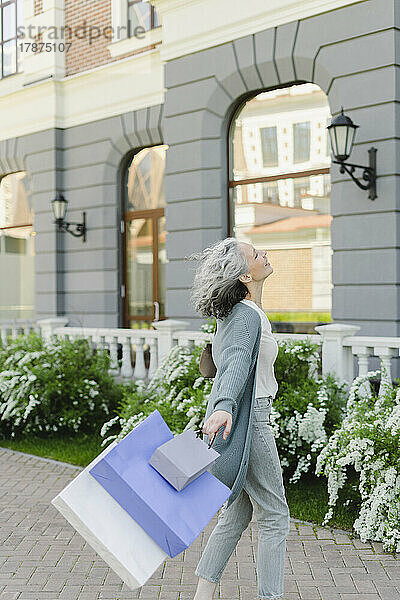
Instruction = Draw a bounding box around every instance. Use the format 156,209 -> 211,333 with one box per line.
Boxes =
0,171 -> 35,320
122,145 -> 168,328
229,83 -> 332,331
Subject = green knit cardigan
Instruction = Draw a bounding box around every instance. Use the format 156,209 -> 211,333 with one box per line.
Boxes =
203,300 -> 262,508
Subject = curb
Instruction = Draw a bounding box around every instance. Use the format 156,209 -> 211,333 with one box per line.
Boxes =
0,446 -> 84,470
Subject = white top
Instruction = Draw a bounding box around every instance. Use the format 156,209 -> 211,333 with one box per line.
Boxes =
240,299 -> 278,399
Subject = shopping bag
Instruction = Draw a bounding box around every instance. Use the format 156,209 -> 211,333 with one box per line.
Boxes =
89,409 -> 231,558
51,440 -> 167,590
148,428 -> 220,491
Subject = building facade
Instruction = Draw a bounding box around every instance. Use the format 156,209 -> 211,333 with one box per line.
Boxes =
0,0 -> 398,337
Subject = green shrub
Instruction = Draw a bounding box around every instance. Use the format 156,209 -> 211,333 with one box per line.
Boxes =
0,332 -> 122,437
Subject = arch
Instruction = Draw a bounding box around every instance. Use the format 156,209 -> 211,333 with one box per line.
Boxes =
102,103 -> 164,186
199,26 -> 334,144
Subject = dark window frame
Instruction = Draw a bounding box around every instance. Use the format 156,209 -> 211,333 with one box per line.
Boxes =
1,0 -> 22,80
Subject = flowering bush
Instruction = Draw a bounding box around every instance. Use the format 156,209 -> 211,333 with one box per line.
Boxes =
100,339 -> 214,446
274,337 -> 321,385
271,338 -> 347,483
316,369 -> 400,553
100,327 -> 346,487
0,332 -> 122,436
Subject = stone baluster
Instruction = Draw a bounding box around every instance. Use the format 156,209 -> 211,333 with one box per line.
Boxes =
0,324 -> 9,345
11,322 -> 18,340
107,336 -> 120,375
374,346 -> 398,397
352,345 -> 373,397
133,336 -> 147,380
120,335 -> 133,378
147,336 -> 158,379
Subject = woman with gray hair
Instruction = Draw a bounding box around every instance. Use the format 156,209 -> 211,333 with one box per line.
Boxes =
185,237 -> 291,600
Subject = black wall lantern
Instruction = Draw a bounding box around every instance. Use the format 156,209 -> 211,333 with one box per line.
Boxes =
51,192 -> 87,241
327,107 -> 377,200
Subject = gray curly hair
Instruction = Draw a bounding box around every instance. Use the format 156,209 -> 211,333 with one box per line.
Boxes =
184,237 -> 250,320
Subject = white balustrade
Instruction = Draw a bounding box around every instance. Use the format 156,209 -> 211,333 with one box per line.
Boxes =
0,319 -> 40,343
317,325 -> 400,396
2,316 -> 400,396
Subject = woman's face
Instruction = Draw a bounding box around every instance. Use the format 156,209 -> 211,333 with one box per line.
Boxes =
239,243 -> 273,282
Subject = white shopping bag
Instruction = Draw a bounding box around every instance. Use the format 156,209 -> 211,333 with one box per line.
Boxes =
51,440 -> 167,590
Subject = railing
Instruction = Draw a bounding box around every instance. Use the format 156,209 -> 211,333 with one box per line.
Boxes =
315,323 -> 400,397
0,318 -> 399,397
52,324 -> 212,381
0,319 -> 41,344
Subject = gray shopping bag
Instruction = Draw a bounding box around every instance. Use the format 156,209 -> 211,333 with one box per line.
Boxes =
148,429 -> 220,491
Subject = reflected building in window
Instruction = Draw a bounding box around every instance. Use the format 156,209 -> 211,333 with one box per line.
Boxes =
122,145 -> 168,328
0,172 -> 35,320
230,83 -> 332,320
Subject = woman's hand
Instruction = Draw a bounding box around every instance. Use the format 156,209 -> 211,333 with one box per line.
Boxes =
202,410 -> 232,442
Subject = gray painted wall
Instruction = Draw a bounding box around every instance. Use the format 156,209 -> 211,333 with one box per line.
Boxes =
0,105 -> 163,327
162,0 -> 400,341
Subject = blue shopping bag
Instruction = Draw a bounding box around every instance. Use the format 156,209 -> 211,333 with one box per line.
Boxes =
89,409 -> 231,558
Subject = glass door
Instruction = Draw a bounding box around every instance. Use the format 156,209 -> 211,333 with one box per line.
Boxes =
123,207 -> 166,328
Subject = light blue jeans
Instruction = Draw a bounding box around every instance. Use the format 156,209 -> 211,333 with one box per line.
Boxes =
195,396 -> 291,600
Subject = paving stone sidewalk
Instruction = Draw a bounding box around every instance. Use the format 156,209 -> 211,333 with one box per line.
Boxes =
0,448 -> 399,600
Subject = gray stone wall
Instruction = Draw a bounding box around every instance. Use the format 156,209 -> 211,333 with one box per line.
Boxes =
0,105 -> 163,327
163,0 -> 400,339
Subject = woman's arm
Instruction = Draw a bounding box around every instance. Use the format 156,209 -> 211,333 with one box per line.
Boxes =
210,344 -> 253,417
209,309 -> 261,417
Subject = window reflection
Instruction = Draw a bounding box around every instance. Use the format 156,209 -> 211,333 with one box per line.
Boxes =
230,83 -> 332,325
0,172 -> 35,320
293,121 -> 311,163
260,126 -> 278,167
123,145 -> 168,329
126,145 -> 168,211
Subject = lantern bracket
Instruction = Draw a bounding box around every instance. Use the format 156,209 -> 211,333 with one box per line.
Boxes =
332,147 -> 377,201
55,212 -> 87,241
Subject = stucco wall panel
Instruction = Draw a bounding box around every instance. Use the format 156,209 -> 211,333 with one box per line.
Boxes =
333,249 -> 399,285
164,77 -> 232,118
163,111 -> 222,145
333,285 -> 399,321
165,228 -> 221,261
166,140 -> 223,173
294,0 -> 394,82
165,198 -> 222,232
314,29 -> 397,93
331,213 -> 399,250
164,169 -> 222,202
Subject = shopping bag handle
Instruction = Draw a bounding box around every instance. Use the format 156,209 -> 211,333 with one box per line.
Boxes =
195,428 -> 217,449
